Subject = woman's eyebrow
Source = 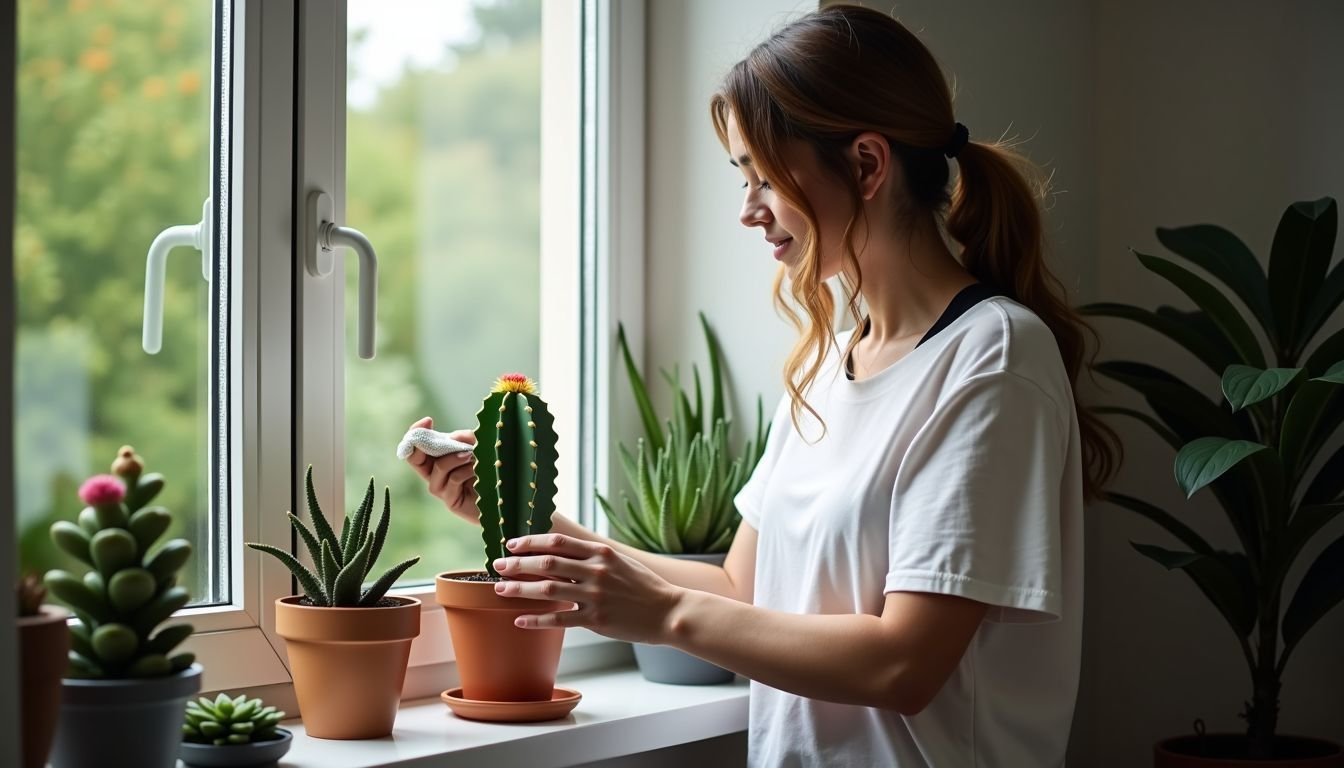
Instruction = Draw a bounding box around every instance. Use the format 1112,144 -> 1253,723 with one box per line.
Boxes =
729,155 -> 753,168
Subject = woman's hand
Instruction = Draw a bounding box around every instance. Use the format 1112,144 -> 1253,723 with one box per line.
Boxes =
493,534 -> 685,645
403,416 -> 479,525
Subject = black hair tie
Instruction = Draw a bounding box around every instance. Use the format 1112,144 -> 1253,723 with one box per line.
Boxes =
944,122 -> 969,159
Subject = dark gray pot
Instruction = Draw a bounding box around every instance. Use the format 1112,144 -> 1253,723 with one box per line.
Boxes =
180,729 -> 293,767
634,552 -> 736,685
50,663 -> 202,768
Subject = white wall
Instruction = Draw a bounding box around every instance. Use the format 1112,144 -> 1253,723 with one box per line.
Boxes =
645,0 -> 1344,765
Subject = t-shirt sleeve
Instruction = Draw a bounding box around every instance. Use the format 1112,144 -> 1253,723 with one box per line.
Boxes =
885,371 -> 1070,623
733,394 -> 791,531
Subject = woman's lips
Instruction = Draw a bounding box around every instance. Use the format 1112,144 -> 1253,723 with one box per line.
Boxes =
772,238 -> 793,260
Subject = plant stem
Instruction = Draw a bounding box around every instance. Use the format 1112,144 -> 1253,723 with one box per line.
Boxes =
1247,585 -> 1281,758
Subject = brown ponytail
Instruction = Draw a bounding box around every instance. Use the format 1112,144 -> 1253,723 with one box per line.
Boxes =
711,4 -> 1119,498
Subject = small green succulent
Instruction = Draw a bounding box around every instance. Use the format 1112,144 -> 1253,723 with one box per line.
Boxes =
183,693 -> 286,745
246,466 -> 419,606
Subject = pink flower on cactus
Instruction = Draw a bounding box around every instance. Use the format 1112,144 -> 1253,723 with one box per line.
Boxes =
79,475 -> 126,506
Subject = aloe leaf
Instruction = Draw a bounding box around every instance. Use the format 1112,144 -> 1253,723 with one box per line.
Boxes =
1135,251 -> 1267,369
348,477 -> 376,556
359,557 -> 421,606
304,466 -> 343,566
1155,223 -> 1275,340
700,312 -> 726,426
320,539 -> 339,597
246,543 -> 327,605
1221,365 -> 1302,412
657,485 -> 682,554
286,512 -> 324,576
365,487 -> 390,579
331,533 -> 373,606
617,323 -> 664,452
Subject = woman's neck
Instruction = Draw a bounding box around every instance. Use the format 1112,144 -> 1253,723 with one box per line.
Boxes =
850,217 -> 974,344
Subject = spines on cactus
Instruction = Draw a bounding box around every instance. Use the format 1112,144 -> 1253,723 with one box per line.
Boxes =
183,693 -> 286,745
43,446 -> 196,679
246,466 -> 420,607
474,373 -> 560,576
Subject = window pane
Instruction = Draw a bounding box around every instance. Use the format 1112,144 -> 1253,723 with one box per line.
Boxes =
14,0 -> 223,605
344,0 -> 543,583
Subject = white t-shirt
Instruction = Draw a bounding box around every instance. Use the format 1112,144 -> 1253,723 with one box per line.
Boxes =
734,296 -> 1084,767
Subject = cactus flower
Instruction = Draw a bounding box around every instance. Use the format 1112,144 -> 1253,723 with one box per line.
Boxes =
492,372 -> 539,395
79,475 -> 126,506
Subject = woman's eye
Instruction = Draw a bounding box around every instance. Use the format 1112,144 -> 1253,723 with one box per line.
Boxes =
740,180 -> 771,190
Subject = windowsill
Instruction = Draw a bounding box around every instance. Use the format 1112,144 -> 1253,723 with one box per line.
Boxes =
277,665 -> 750,767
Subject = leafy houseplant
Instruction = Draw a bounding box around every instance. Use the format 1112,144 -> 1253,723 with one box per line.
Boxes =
597,313 -> 770,555
435,373 -> 578,721
598,313 -> 769,685
247,468 -> 421,740
17,573 -> 68,768
180,693 -> 292,767
1085,197 -> 1344,764
43,446 -> 203,768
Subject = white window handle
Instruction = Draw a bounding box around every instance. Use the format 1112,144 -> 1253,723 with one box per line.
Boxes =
306,191 -> 378,359
142,198 -> 211,354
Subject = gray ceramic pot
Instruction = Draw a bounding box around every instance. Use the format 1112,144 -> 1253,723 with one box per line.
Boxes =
179,729 -> 294,767
50,663 -> 202,768
634,552 -> 736,685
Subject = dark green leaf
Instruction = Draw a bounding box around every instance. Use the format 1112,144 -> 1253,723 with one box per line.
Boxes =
1268,198 -> 1336,355
1094,406 -> 1180,448
304,466 -> 343,566
617,324 -> 664,452
1135,252 -> 1266,369
1301,258 -> 1344,344
1220,365 -> 1301,412
1132,543 -> 1255,636
1155,223 -> 1275,339
1314,360 -> 1344,384
246,543 -> 327,605
1281,532 -> 1344,652
1305,328 -> 1344,378
1302,442 -> 1344,505
1081,302 -> 1239,377
700,312 -> 727,426
1103,492 -> 1214,554
1095,361 -> 1252,442
365,487 -> 390,579
1281,503 -> 1344,578
359,557 -> 421,606
1280,378 -> 1344,484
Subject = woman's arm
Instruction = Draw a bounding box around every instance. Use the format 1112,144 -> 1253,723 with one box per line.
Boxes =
494,534 -> 987,715
549,514 -> 756,603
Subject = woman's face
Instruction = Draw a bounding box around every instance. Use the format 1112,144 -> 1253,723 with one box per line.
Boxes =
725,114 -> 849,281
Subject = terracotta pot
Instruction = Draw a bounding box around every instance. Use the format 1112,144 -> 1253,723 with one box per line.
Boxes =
274,595 -> 420,739
1155,734 -> 1344,767
435,571 -> 568,702
18,605 -> 70,768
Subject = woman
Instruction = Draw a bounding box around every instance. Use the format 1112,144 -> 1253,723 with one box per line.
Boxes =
407,5 -> 1116,765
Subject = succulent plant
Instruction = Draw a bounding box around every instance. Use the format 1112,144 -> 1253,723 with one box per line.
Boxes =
43,446 -> 195,679
183,693 -> 286,745
247,467 -> 419,606
596,313 -> 770,553
17,572 -> 46,617
473,373 -> 560,576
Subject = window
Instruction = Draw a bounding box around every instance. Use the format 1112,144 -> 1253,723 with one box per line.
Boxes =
7,0 -> 641,698
14,0 -> 228,607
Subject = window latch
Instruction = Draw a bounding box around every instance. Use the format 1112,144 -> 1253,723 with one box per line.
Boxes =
306,190 -> 378,359
142,198 -> 211,354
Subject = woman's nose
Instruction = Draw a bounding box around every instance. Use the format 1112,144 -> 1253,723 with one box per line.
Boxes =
739,192 -> 771,229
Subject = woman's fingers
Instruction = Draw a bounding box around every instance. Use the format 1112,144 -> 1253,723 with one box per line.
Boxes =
495,578 -> 586,603
506,534 -> 611,561
427,452 -> 474,497
515,609 -> 584,630
494,554 -> 588,581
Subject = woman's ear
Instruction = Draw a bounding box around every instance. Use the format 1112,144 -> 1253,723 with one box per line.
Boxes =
850,132 -> 892,201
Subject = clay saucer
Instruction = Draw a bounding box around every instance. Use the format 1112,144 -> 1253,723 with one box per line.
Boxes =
440,687 -> 582,723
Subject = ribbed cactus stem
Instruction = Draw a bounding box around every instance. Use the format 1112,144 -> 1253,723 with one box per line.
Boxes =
475,374 -> 560,575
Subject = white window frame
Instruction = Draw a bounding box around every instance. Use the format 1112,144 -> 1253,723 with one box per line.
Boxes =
182,0 -> 648,701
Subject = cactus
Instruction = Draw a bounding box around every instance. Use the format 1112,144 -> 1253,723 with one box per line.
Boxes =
43,446 -> 195,679
183,693 -> 286,745
246,467 -> 419,607
473,373 -> 560,576
17,572 -> 46,617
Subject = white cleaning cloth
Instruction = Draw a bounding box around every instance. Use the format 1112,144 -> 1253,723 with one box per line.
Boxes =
395,427 -> 474,460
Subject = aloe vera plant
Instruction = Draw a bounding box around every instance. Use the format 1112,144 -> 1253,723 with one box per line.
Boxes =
42,446 -> 196,679
1085,196 -> 1344,757
247,467 -> 419,607
183,693 -> 286,745
473,373 -> 560,577
596,312 -> 770,554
